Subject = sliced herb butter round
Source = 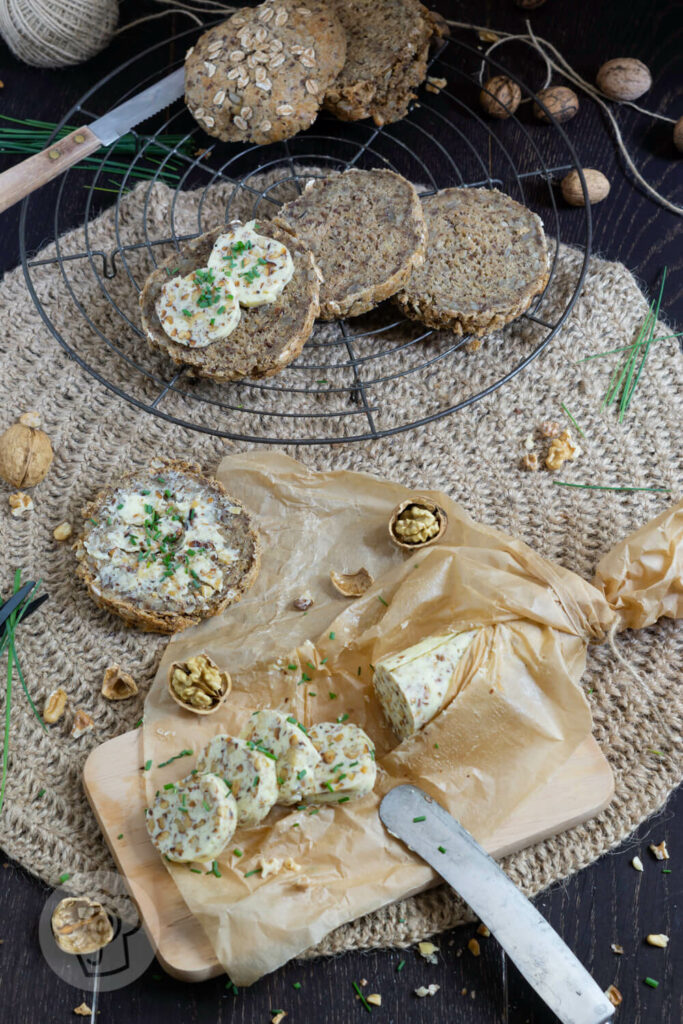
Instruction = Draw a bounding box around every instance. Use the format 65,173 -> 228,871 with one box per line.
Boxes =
155,268 -> 240,348
240,709 -> 321,806
75,460 -> 260,633
304,721 -> 376,804
146,771 -> 237,863
208,221 -> 294,308
196,734 -> 278,827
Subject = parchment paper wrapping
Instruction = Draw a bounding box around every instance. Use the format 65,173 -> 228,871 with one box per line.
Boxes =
142,453 -> 681,985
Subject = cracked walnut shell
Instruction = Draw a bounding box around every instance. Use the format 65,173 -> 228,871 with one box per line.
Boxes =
71,709 -> 94,739
389,498 -> 447,549
330,567 -> 373,597
101,665 -> 138,701
545,429 -> 582,471
52,896 -> 114,955
0,421 -> 53,488
168,653 -> 231,715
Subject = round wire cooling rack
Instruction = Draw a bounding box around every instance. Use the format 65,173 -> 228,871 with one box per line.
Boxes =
20,20 -> 592,446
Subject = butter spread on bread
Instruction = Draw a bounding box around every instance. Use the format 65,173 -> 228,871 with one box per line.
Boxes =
208,221 -> 294,307
156,267 -> 240,348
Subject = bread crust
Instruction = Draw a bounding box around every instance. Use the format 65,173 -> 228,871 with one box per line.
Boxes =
74,459 -> 261,634
393,187 -> 550,337
323,0 -> 445,126
139,221 -> 319,381
275,169 -> 427,320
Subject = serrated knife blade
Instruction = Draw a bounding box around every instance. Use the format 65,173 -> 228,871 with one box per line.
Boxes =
380,785 -> 615,1024
0,68 -> 186,216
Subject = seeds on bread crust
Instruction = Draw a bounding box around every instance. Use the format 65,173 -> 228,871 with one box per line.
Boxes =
75,459 -> 260,634
324,0 -> 447,126
184,0 -> 346,145
139,220 -> 319,381
275,169 -> 427,319
393,187 -> 550,337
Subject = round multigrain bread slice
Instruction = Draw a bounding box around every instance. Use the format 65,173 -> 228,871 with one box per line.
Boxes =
323,0 -> 448,126
394,187 -> 550,337
74,459 -> 261,634
184,0 -> 346,145
139,220 -> 320,381
275,169 -> 427,319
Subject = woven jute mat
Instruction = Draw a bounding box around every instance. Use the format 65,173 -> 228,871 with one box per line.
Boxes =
0,180 -> 681,958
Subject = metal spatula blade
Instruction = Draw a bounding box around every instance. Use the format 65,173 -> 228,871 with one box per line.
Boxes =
380,785 -> 615,1024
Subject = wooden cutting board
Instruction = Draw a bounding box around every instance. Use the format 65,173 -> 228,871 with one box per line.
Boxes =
83,729 -> 614,982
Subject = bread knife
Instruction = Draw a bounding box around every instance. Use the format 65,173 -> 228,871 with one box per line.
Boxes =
380,785 -> 615,1024
0,68 -> 185,216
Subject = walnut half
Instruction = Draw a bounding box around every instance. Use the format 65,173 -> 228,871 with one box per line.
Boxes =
51,897 -> 113,955
168,653 -> 230,716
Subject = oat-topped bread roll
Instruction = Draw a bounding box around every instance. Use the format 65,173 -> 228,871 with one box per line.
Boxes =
139,220 -> 320,381
75,460 -> 260,634
184,0 -> 346,145
324,0 -> 448,126
275,168 -> 427,319
394,187 -> 550,337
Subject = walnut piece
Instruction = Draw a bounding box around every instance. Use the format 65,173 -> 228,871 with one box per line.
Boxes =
53,521 -> 72,541
418,941 -> 439,963
71,709 -> 94,739
257,856 -> 283,879
330,567 -> 373,597
545,429 -> 582,471
73,1005 -> 93,1017
521,453 -> 539,472
366,994 -> 382,1006
169,653 -> 229,713
0,421 -> 53,488
646,933 -> 669,948
467,938 -> 481,957
271,1013 -> 287,1024
52,897 -> 113,955
101,664 -> 138,701
540,420 -> 561,438
415,984 -> 440,997
292,594 -> 313,611
43,687 -> 67,725
476,923 -> 491,937
649,840 -> 669,861
9,491 -> 33,517
390,499 -> 447,548
605,985 -> 622,1007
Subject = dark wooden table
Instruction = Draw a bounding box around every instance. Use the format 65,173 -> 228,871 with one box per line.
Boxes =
0,2 -> 680,1021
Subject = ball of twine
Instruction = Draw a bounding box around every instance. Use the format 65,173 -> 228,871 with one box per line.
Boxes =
0,0 -> 118,68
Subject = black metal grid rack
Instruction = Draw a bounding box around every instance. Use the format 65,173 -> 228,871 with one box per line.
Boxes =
19,21 -> 592,445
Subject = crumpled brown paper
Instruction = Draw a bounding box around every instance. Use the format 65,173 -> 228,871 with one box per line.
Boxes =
142,453 -> 681,985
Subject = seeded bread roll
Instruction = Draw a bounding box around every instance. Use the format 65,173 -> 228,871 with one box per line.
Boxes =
184,0 -> 346,145
139,220 -> 320,381
394,187 -> 551,337
324,0 -> 447,126
75,459 -> 261,634
276,169 -> 427,319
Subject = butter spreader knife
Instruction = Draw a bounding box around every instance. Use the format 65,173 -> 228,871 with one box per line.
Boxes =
0,67 -> 185,216
380,785 -> 615,1024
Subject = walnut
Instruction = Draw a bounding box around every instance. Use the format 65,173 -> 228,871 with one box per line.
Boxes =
534,86 -> 579,124
53,521 -> 72,541
467,938 -> 481,957
52,896 -> 113,955
521,453 -> 539,472
540,420 -> 561,438
390,498 -> 447,549
546,429 -> 582,470
649,840 -> 669,861
479,75 -> 521,119
9,491 -> 33,517
43,687 -> 67,725
292,594 -> 313,611
561,169 -> 611,206
101,664 -> 138,701
168,653 -> 230,715
596,58 -> 652,101
0,421 -> 53,488
605,985 -> 622,1007
73,1005 -> 93,1017
257,856 -> 283,879
330,567 -> 373,597
71,709 -> 94,739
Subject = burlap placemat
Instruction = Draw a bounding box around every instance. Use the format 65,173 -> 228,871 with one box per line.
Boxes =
0,179 -> 680,959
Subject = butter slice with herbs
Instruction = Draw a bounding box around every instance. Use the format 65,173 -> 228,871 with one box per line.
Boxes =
156,267 -> 240,348
197,735 -> 278,827
304,721 -> 376,805
373,630 -> 477,740
240,709 -> 320,806
208,221 -> 294,307
145,771 -> 237,863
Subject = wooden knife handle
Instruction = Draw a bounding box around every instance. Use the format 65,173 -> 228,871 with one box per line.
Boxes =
0,126 -> 101,216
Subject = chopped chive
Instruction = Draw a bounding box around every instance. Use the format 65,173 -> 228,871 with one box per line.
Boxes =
287,663 -> 297,671
434,743 -> 439,749
644,977 -> 659,988
328,691 -> 337,700
143,759 -> 152,771
233,848 -> 243,857
286,715 -> 297,724
438,845 -> 446,853
225,980 -> 238,995
329,632 -> 335,640
190,867 -> 202,873
308,807 -> 319,815
337,713 -> 349,723
244,868 -> 262,878
297,769 -> 307,780
338,796 -> 350,804
324,780 -> 335,792
277,777 -> 285,786
293,981 -> 302,989
357,666 -> 362,676
321,657 -> 328,665
210,860 -> 221,878
163,782 -> 176,791
397,959 -> 405,971
89,517 -> 97,526
353,981 -> 372,1012
413,815 -> 426,823
202,799 -> 211,811
662,869 -> 672,873
157,749 -> 193,768
308,691 -> 317,697
37,788 -> 45,798
117,833 -> 124,840
58,873 -> 70,885
377,595 -> 388,606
